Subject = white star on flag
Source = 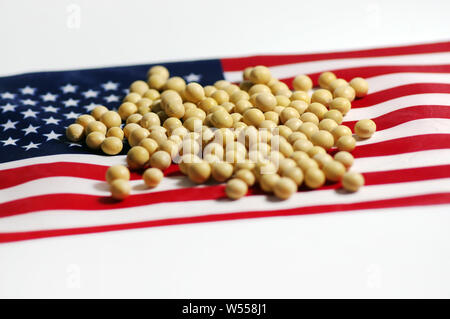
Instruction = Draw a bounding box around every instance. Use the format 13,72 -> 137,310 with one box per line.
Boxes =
21,108 -> 39,119
1,120 -> 18,131
104,94 -> 119,103
102,81 -> 119,91
42,105 -> 59,113
42,116 -> 61,125
41,92 -> 58,101
1,92 -> 15,99
84,102 -> 99,112
1,137 -> 19,146
22,124 -> 40,135
21,99 -> 37,106
184,73 -> 202,82
64,111 -> 81,119
43,130 -> 62,141
122,89 -> 130,94
22,141 -> 40,151
82,89 -> 99,98
69,143 -> 82,147
61,83 -> 77,94
1,103 -> 17,113
19,86 -> 36,95
62,98 -> 79,107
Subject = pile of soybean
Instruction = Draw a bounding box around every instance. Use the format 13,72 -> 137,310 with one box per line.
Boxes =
66,66 -> 375,200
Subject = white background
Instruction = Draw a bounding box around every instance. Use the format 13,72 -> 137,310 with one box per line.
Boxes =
0,0 -> 450,298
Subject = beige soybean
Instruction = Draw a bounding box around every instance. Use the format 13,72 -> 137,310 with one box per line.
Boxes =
147,65 -> 170,80
188,161 -> 211,183
127,146 -> 150,170
334,151 -> 354,169
284,118 -> 303,132
333,85 -> 355,102
300,112 -> 319,126
234,169 -> 256,186
150,150 -> 172,171
100,111 -> 121,129
225,178 -> 248,199
324,109 -> 343,124
184,82 -> 205,103
290,91 -> 310,104
86,132 -> 105,150
66,123 -> 85,142
281,166 -> 304,186
211,162 -> 234,182
318,118 -> 339,132
130,80 -> 149,96
329,78 -> 348,92
293,139 -> 314,153
288,131 -> 307,144
307,146 -> 326,158
318,71 -> 336,90
106,165 -> 130,184
140,112 -> 161,129
297,157 -> 319,172
129,127 -> 150,147
243,108 -> 265,127
329,97 -> 351,115
273,177 -> 297,199
76,114 -> 95,128
298,122 -> 319,139
311,89 -> 333,106
307,103 -> 328,120
313,153 -> 334,169
259,174 -> 281,193
211,90 -> 229,105
304,168 -> 326,189
164,77 -> 186,93
123,92 -> 141,104
332,125 -> 353,141
336,135 -> 356,152
143,167 -> 164,187
106,127 -> 124,140
354,119 -> 376,139
86,121 -> 107,135
323,160 -> 346,182
249,66 -> 272,84
143,89 -> 160,101
123,123 -> 140,139
118,102 -> 138,120
280,107 -> 300,123
292,75 -> 313,92
91,105 -> 109,120
159,140 -> 180,158
342,172 -> 365,192
139,138 -> 159,155
211,109 -> 233,128
101,136 -> 123,155
276,95 -> 291,107
126,113 -> 143,125
110,179 -> 131,200
349,77 -> 369,98
255,92 -> 277,112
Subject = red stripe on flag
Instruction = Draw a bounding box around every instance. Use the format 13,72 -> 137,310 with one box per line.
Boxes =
351,83 -> 450,108
221,41 -> 450,71
352,134 -> 450,158
1,164 -> 449,218
343,105 -> 450,131
1,192 -> 449,243
278,65 -> 450,88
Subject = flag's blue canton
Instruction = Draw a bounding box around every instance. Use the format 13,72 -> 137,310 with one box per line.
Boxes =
0,59 -> 225,163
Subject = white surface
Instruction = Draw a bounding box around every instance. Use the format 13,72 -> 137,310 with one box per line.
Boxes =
1,0 -> 450,298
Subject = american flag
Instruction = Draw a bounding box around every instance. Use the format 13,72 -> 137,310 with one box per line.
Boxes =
1,41 -> 449,243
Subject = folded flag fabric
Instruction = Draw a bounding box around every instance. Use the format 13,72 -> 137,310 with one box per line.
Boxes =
0,41 -> 449,243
